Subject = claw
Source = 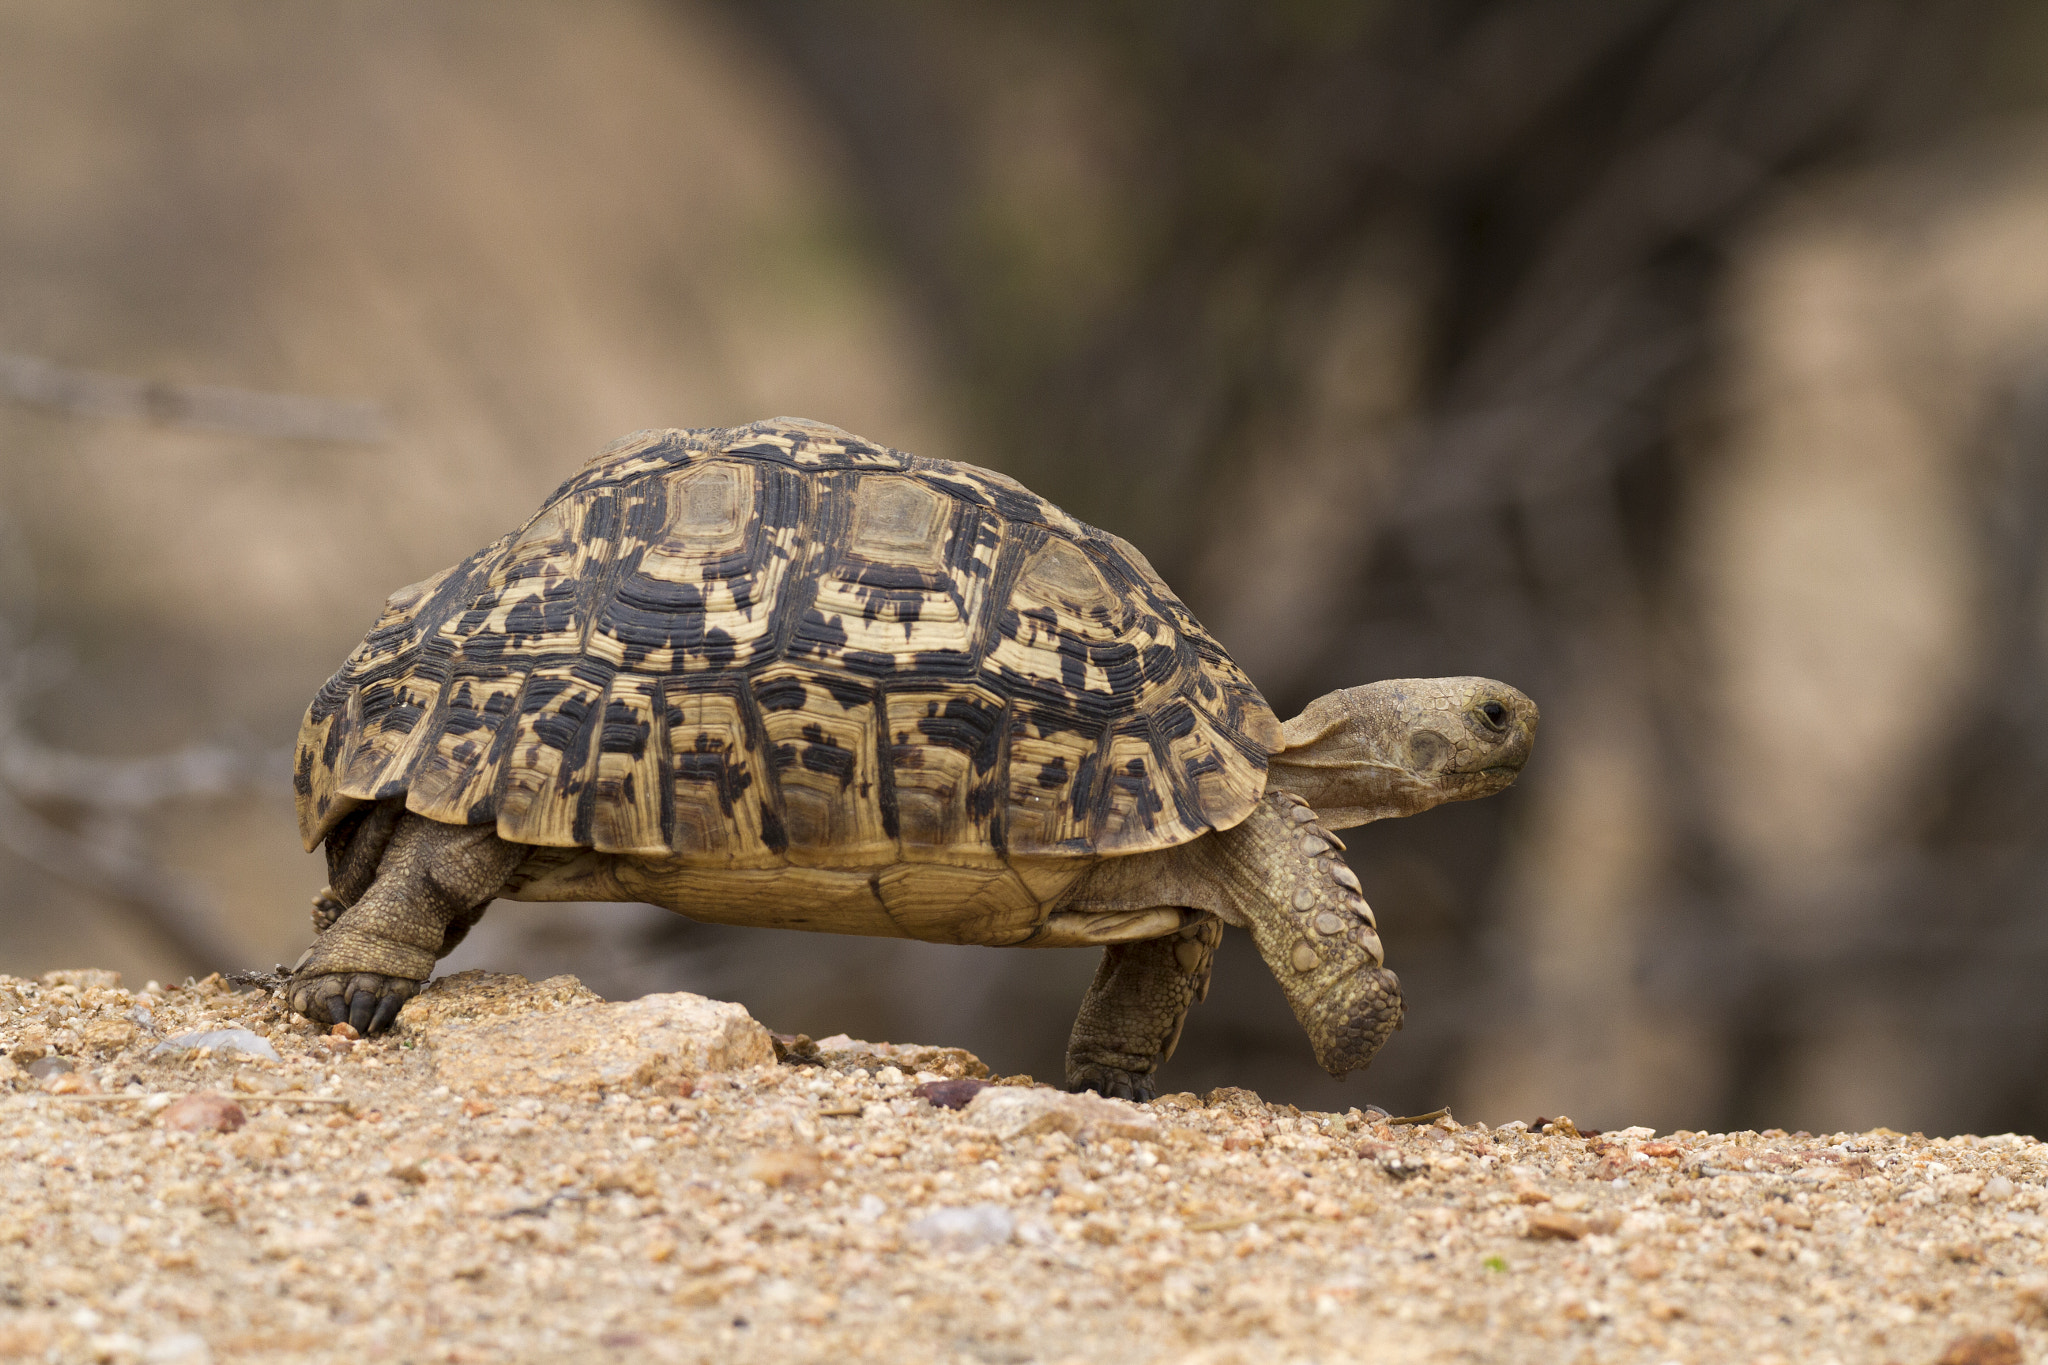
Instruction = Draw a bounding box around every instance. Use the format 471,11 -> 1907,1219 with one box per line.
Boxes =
346,983 -> 378,1037
301,978 -> 346,1026
369,991 -> 405,1034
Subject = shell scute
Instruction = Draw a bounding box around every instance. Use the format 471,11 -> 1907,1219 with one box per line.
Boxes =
602,463 -> 796,674
660,681 -> 772,863
755,663 -> 890,865
882,683 -> 1009,858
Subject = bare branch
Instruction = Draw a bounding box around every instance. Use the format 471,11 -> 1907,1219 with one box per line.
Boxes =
0,351 -> 388,444
0,734 -> 284,811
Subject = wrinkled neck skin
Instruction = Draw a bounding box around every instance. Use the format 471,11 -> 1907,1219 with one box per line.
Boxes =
1262,677 -> 1538,830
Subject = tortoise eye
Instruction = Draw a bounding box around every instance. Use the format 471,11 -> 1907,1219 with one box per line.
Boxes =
1478,701 -> 1509,731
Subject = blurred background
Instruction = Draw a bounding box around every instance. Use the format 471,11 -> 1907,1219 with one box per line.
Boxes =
6,0 -> 2048,1135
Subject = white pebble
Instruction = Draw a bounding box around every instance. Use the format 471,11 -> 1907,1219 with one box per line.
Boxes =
907,1203 -> 1015,1250
145,1334 -> 212,1365
150,1029 -> 279,1063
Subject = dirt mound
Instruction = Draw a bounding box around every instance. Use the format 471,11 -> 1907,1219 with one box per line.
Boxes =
0,969 -> 2042,1362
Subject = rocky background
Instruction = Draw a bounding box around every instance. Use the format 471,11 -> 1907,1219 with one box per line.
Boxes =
7,1 -> 2048,1136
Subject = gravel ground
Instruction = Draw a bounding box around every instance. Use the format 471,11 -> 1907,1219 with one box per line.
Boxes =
2,967 -> 2045,1365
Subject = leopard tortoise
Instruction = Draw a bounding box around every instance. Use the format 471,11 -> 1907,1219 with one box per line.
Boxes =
288,418 -> 1536,1098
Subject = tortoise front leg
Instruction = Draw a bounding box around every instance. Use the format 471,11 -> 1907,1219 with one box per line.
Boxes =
1064,919 -> 1221,1101
288,812 -> 526,1035
1216,793 -> 1403,1078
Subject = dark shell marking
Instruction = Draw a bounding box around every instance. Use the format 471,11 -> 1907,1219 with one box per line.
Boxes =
296,419 -> 1281,866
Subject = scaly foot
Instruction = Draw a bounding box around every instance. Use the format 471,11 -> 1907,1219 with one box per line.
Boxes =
288,971 -> 418,1035
1066,1064 -> 1157,1103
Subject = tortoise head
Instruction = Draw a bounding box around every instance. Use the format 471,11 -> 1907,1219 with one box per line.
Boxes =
1264,677 -> 1537,830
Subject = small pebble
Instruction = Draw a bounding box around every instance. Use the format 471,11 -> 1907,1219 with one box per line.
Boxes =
26,1055 -> 73,1080
1935,1331 -> 2022,1365
143,1334 -> 212,1365
330,1022 -> 362,1041
159,1092 -> 247,1133
916,1077 -> 990,1109
82,1019 -> 139,1053
42,969 -> 121,990
907,1204 -> 1015,1250
741,1149 -> 824,1188
1525,1213 -> 1589,1241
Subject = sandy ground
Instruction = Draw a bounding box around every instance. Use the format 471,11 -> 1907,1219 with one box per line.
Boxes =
1,969 -> 2044,1365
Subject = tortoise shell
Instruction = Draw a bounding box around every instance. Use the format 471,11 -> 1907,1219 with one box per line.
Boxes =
295,419 -> 1281,869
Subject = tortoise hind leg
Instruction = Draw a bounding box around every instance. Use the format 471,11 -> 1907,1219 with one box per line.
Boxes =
288,813 -> 526,1035
307,799 -> 406,932
1064,919 -> 1220,1101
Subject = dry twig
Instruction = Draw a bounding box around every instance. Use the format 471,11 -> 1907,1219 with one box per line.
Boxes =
0,351 -> 386,444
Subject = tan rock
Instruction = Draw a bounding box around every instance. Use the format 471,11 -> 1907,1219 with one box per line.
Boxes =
740,1149 -> 824,1189
159,1092 -> 247,1133
40,969 -> 121,991
964,1085 -> 1160,1142
397,970 -> 603,1035
80,1019 -> 137,1054
1936,1331 -> 2022,1365
414,978 -> 774,1096
1202,1086 -> 1263,1110
590,1159 -> 662,1197
808,1033 -> 989,1079
1525,1212 -> 1589,1241
1357,1140 -> 1428,1180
